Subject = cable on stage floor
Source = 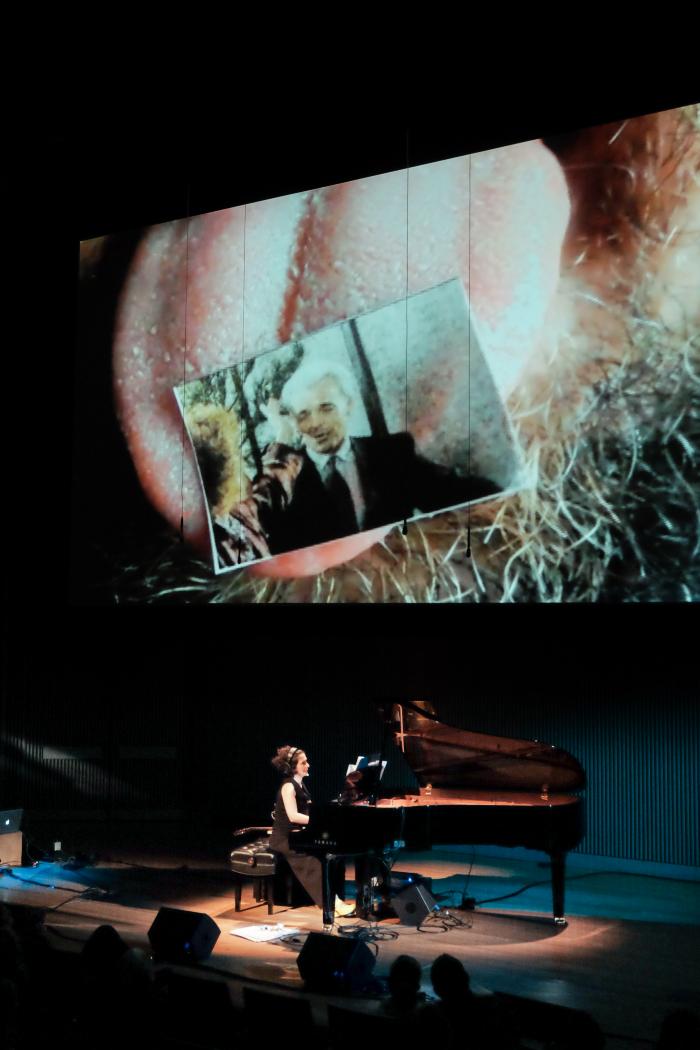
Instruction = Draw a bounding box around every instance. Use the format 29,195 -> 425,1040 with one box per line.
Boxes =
474,867 -> 694,909
0,867 -> 109,911
417,908 -> 473,933
336,922 -> 399,947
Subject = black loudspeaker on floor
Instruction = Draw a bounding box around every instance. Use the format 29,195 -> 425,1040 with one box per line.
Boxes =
391,883 -> 439,926
147,907 -> 221,963
297,932 -> 376,993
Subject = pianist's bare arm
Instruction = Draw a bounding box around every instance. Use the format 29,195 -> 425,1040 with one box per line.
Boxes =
281,782 -> 310,825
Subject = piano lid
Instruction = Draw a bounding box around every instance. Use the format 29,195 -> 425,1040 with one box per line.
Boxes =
386,700 -> 586,793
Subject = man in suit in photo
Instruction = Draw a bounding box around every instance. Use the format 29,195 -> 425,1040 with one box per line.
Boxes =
213,360 -> 498,565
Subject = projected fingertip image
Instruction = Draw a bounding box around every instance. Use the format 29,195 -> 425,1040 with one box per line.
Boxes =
74,105 -> 700,603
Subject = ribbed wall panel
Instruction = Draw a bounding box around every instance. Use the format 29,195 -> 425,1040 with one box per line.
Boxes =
46,758 -> 110,806
432,692 -> 699,867
1,688 -> 187,818
112,755 -> 181,809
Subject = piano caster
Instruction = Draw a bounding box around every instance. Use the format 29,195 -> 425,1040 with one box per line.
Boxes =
554,916 -> 568,926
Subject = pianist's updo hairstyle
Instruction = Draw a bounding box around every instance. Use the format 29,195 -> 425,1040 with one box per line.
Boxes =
271,745 -> 302,777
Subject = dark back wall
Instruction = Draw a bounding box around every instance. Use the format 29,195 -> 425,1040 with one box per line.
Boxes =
3,627 -> 698,868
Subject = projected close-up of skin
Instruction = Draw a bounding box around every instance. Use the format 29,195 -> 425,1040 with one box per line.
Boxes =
75,104 -> 700,603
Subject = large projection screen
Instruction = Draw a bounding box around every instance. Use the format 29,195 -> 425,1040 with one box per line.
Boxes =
73,104 -> 700,604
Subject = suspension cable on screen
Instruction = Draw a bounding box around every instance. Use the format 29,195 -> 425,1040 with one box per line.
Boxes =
402,129 -> 410,537
466,152 -> 472,559
180,180 -> 192,542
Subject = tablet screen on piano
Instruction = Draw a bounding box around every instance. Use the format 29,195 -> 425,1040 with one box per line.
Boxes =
339,755 -> 387,804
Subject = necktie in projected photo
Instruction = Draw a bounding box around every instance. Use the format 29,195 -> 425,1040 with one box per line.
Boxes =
324,455 -> 359,535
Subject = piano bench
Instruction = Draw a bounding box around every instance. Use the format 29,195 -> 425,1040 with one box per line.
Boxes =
230,837 -> 295,915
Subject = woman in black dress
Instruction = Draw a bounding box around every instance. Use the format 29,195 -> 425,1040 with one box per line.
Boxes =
270,745 -> 353,918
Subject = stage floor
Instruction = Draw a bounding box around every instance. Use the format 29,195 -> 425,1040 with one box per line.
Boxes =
2,821 -> 698,1048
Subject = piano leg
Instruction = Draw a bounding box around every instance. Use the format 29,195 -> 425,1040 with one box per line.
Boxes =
550,850 -> 568,925
321,853 -> 335,928
353,855 -> 374,920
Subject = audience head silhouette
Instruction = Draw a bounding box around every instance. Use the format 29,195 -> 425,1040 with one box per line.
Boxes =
430,953 -> 471,1002
388,954 -> 422,1006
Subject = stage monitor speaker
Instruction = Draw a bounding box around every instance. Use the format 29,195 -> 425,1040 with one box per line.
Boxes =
297,932 -> 375,993
391,883 -> 439,926
147,907 -> 221,963
82,925 -> 130,970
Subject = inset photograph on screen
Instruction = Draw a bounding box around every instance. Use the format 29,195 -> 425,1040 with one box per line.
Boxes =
175,279 -> 522,574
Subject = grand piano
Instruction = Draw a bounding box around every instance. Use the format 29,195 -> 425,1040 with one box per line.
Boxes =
292,700 -> 586,927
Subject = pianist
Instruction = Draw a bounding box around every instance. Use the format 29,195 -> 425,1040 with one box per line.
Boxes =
270,745 -> 354,918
